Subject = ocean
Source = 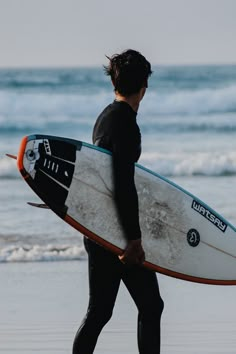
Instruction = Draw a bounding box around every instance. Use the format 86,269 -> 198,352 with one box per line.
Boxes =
1,64 -> 236,262
1,65 -> 236,354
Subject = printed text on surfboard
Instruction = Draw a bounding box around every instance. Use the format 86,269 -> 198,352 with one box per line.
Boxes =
191,200 -> 227,232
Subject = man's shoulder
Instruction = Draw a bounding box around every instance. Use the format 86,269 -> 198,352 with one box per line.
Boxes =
99,101 -> 123,116
97,102 -> 123,126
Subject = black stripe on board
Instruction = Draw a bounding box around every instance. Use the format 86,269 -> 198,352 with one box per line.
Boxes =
34,169 -> 68,207
38,139 -> 77,163
35,152 -> 75,188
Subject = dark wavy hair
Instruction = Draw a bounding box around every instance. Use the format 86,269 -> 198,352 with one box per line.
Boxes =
104,49 -> 152,96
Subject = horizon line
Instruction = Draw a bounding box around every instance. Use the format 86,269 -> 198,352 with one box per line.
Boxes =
0,61 -> 236,70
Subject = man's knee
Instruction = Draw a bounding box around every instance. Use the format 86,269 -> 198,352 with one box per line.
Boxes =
140,297 -> 164,322
87,305 -> 113,327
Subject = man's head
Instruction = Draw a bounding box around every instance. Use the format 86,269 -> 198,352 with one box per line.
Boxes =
104,49 -> 152,96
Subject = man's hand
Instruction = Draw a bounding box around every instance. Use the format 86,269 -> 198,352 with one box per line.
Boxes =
118,239 -> 145,265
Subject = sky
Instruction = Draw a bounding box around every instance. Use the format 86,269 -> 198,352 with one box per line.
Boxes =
0,0 -> 236,68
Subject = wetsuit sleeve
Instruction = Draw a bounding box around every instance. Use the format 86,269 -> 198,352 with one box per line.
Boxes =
112,123 -> 141,241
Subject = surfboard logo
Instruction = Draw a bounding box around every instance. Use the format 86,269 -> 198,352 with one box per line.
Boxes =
187,229 -> 200,247
191,200 -> 227,232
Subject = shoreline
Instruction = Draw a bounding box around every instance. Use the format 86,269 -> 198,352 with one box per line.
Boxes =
1,261 -> 236,353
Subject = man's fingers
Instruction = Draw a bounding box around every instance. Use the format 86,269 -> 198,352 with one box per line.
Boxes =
118,249 -> 145,265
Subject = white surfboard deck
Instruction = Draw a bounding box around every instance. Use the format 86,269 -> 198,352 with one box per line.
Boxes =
17,134 -> 236,285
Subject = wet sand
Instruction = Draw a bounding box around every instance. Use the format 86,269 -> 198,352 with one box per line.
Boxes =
1,260 -> 236,353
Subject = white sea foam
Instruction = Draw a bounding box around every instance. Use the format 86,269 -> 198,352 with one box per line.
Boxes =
142,84 -> 236,115
0,244 -> 86,263
0,156 -> 18,179
0,84 -> 236,128
141,151 -> 236,177
0,90 -> 112,125
2,151 -> 236,180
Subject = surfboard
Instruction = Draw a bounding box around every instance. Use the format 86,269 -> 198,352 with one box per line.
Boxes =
15,134 -> 236,285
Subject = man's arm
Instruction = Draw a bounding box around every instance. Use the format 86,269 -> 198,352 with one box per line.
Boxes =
112,135 -> 145,264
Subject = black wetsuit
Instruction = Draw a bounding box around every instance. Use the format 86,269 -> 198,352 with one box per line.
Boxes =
73,101 -> 164,354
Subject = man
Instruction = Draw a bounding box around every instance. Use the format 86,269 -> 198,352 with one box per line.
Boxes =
73,49 -> 164,354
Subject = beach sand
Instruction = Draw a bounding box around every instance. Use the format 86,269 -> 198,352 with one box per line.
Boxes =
1,260 -> 236,354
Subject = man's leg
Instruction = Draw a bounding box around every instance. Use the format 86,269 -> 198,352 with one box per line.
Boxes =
73,238 -> 122,354
122,265 -> 164,354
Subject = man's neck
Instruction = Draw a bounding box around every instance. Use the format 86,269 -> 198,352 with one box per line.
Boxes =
115,91 -> 144,112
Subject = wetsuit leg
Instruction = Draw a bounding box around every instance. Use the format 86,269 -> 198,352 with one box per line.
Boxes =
122,266 -> 164,354
73,238 -> 122,354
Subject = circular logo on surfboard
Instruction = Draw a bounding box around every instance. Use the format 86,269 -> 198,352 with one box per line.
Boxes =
26,149 -> 36,161
187,229 -> 200,247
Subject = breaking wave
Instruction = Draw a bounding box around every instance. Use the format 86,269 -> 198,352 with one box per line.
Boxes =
142,84 -> 236,116
0,244 -> 86,263
140,151 -> 236,177
2,151 -> 236,180
0,156 -> 19,179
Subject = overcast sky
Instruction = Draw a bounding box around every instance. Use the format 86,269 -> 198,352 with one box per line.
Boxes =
0,0 -> 236,68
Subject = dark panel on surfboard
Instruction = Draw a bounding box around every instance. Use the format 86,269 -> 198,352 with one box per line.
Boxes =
37,139 -> 76,163
48,139 -> 76,162
34,169 -> 68,206
36,147 -> 74,188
